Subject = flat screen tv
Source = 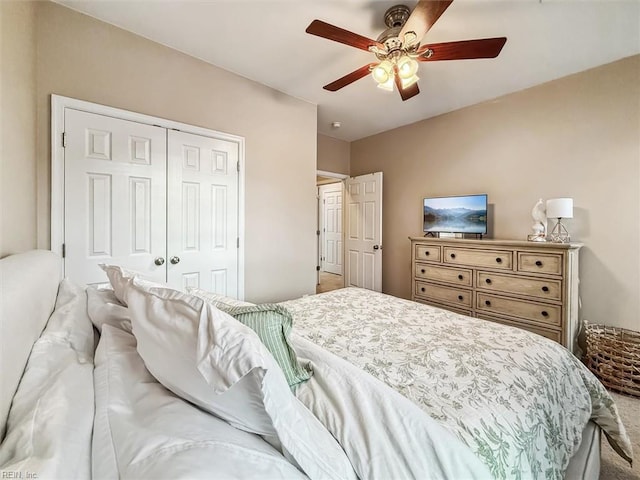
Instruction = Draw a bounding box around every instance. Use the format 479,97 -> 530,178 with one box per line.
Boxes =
423,194 -> 488,235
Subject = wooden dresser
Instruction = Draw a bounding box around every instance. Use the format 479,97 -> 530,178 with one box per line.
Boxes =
409,237 -> 582,350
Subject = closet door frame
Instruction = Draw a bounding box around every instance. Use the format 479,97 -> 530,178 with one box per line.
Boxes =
51,94 -> 245,299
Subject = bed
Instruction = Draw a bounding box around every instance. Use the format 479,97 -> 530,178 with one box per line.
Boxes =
0,250 -> 633,479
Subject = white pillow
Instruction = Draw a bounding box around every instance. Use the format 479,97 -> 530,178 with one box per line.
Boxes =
186,286 -> 254,308
86,286 -> 132,334
99,264 -> 140,305
98,264 -> 159,306
126,279 -> 356,480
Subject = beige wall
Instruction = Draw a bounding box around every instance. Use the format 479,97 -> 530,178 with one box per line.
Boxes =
1,1 -> 38,256
3,1 -> 318,302
352,56 -> 640,330
317,134 -> 350,175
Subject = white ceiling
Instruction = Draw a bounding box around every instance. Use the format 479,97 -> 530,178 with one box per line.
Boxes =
56,0 -> 640,142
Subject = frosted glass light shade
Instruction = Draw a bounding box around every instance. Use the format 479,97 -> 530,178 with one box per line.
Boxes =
397,56 -> 419,79
546,198 -> 573,219
372,61 -> 393,84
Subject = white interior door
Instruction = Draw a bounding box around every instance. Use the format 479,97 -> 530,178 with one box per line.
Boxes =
167,130 -> 239,295
64,109 -> 167,285
345,172 -> 383,291
320,183 -> 343,275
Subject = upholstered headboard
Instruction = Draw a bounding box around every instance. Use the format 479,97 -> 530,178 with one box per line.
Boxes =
0,250 -> 61,440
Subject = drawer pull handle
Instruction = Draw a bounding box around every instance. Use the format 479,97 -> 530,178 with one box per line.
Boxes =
450,253 -> 456,259
541,286 -> 549,292
535,260 -> 543,267
425,251 -> 430,256
485,278 -> 492,284
458,274 -> 464,280
457,295 -> 463,301
420,287 -> 425,292
485,300 -> 491,307
541,311 -> 549,317
495,257 -> 502,264
421,269 -> 426,274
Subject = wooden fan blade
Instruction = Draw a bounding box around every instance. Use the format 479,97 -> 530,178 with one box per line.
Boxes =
393,67 -> 420,101
399,0 -> 453,46
306,20 -> 383,52
399,82 -> 420,101
417,37 -> 507,61
323,63 -> 378,92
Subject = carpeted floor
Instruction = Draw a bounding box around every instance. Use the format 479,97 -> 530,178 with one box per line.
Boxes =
316,271 -> 344,294
600,391 -> 639,479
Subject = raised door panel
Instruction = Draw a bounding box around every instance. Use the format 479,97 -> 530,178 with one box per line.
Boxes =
64,109 -> 167,285
347,249 -> 360,287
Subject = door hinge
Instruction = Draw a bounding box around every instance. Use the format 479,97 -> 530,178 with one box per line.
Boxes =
237,162 -> 240,172
316,230 -> 320,236
62,243 -> 66,258
316,265 -> 320,271
237,237 -> 240,248
62,132 -> 67,148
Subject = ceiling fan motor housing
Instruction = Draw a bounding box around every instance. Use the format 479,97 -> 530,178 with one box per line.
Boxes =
384,5 -> 411,28
376,5 -> 413,58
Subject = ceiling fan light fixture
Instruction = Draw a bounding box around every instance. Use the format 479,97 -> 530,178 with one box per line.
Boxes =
377,76 -> 395,92
372,60 -> 393,84
397,56 -> 419,79
400,74 -> 419,89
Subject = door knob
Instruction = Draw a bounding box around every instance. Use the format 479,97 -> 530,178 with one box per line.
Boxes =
373,245 -> 382,250
154,257 -> 165,266
170,256 -> 180,265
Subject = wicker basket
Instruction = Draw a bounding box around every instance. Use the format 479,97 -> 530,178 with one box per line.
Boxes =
585,321 -> 640,397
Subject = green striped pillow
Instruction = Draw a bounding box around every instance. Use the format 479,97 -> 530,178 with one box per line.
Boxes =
216,303 -> 312,387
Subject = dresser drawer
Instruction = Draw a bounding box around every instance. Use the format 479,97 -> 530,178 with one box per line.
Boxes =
477,271 -> 562,301
415,244 -> 441,262
443,247 -> 513,270
414,298 -> 473,317
416,263 -> 473,287
476,293 -> 561,326
415,281 -> 472,308
477,314 -> 562,343
517,252 -> 563,275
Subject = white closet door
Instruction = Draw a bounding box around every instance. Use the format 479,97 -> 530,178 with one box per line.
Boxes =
320,183 -> 343,275
345,172 -> 383,292
167,130 -> 239,295
64,109 -> 167,285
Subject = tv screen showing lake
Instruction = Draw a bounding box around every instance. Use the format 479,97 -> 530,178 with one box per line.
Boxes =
423,195 -> 487,234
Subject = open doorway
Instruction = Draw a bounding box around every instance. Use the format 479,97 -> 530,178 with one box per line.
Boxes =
316,170 -> 347,294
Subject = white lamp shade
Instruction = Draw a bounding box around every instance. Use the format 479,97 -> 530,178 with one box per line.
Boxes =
546,198 -> 573,219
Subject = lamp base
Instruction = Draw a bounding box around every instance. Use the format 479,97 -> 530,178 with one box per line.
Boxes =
548,219 -> 570,243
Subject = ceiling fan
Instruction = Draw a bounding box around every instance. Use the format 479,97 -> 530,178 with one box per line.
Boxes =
305,0 -> 507,101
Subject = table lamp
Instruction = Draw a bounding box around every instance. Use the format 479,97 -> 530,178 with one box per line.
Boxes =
546,198 -> 573,243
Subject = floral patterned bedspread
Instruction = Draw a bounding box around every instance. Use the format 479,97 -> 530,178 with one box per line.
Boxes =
280,288 -> 633,480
